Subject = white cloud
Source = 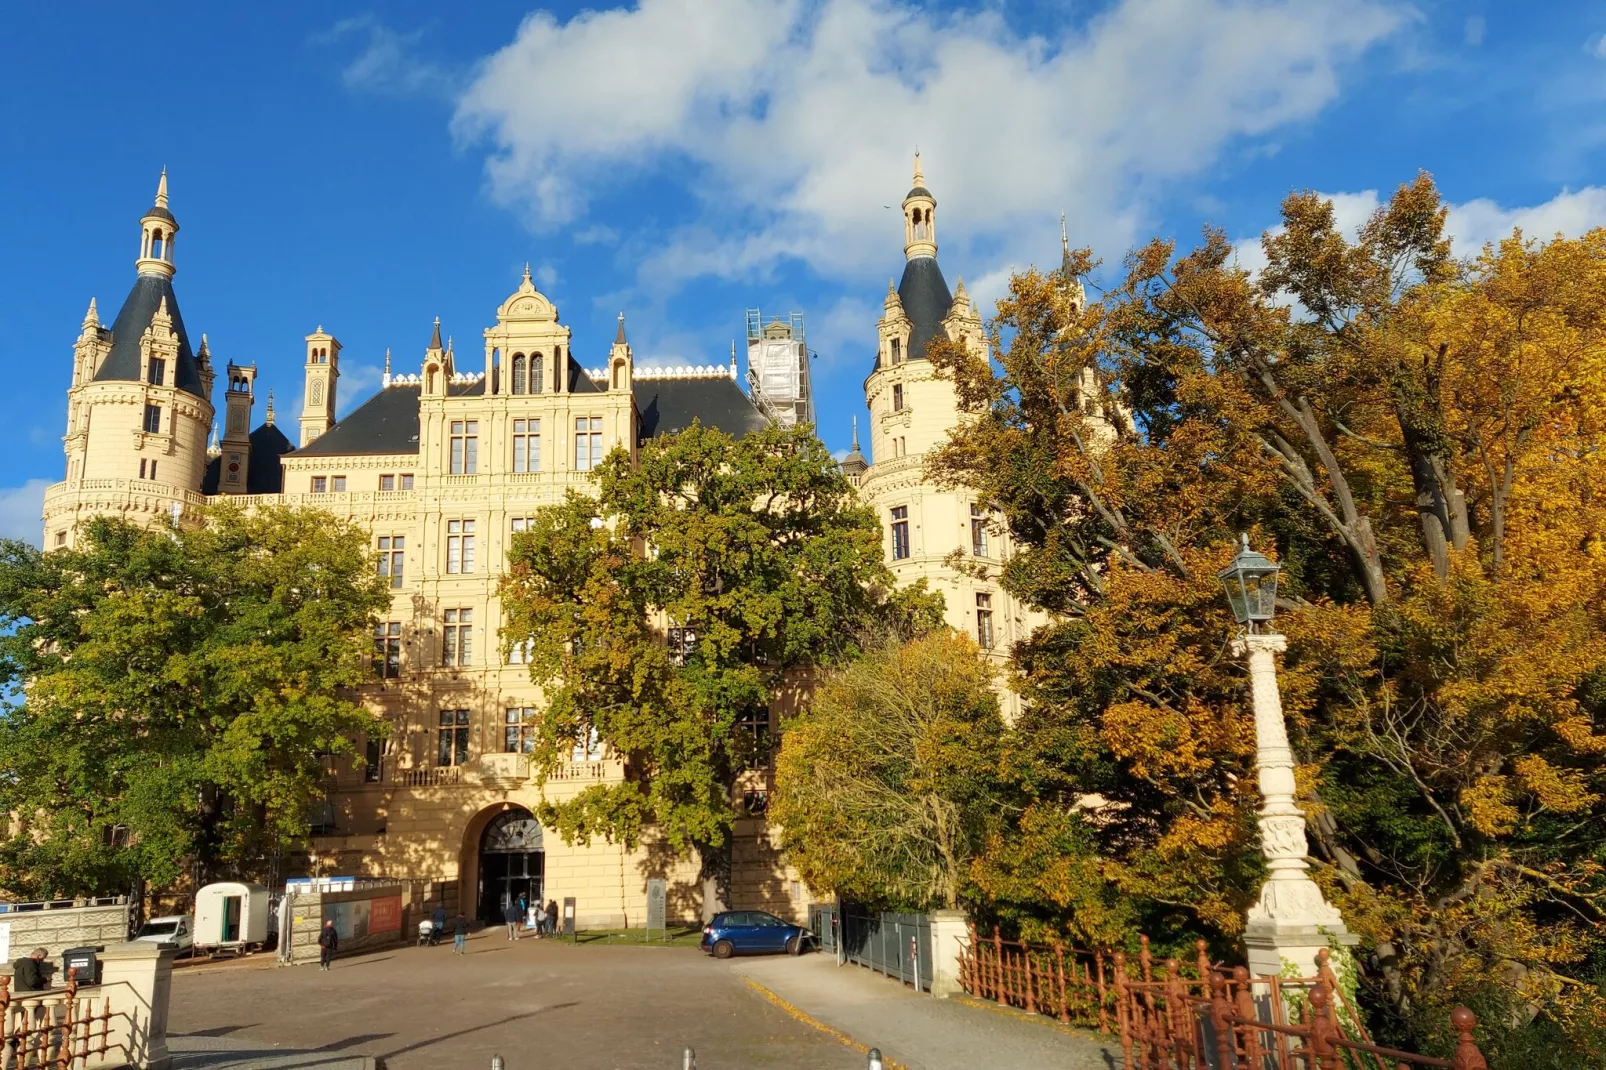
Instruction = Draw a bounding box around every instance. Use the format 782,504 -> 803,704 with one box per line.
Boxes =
454,0 -> 1405,300
315,16 -> 456,96
1463,15 -> 1486,47
0,480 -> 49,547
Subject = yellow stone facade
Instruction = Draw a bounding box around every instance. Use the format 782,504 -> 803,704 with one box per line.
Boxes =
41,165 -> 1042,925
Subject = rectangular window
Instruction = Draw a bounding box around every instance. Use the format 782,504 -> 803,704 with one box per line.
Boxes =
891,338 -> 902,365
331,475 -> 347,493
138,458 -> 147,480
442,607 -> 473,666
976,593 -> 995,649
437,709 -> 470,766
510,517 -> 535,535
449,420 -> 479,475
504,707 -> 536,754
147,357 -> 166,387
400,473 -> 415,490
507,637 -> 534,665
142,404 -> 162,434
571,723 -> 603,762
445,519 -> 476,575
373,621 -> 402,678
376,536 -> 405,588
311,476 -> 327,494
364,738 -> 382,783
574,416 -> 603,472
150,461 -> 157,480
667,626 -> 697,667
380,474 -> 395,492
737,706 -> 772,769
512,418 -> 542,473
892,384 -> 904,412
890,506 -> 910,560
971,505 -> 989,557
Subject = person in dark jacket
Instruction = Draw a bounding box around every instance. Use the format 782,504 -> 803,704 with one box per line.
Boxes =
317,920 -> 338,971
431,903 -> 446,946
545,899 -> 559,937
11,948 -> 50,991
452,912 -> 469,955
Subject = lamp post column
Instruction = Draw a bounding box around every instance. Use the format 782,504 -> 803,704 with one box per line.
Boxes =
1234,632 -> 1355,979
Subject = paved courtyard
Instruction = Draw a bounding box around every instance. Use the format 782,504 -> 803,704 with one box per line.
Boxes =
169,932 -> 851,1070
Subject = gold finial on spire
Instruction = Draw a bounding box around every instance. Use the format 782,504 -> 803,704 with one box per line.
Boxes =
265,390 -> 276,426
154,167 -> 169,210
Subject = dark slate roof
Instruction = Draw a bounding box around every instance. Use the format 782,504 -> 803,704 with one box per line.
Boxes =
202,422 -> 297,494
143,206 -> 176,225
897,256 -> 953,363
906,186 -> 932,200
293,384 -> 426,457
93,274 -> 205,396
633,377 -> 767,440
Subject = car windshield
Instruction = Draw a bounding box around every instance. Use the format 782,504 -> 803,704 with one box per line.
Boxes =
138,921 -> 179,936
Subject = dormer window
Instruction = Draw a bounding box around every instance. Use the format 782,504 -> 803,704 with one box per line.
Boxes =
148,357 -> 166,387
890,338 -> 902,365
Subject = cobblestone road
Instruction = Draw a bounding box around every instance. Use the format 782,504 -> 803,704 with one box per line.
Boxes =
168,931 -> 855,1070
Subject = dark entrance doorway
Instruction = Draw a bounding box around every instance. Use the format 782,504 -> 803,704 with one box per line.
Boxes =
477,809 -> 545,924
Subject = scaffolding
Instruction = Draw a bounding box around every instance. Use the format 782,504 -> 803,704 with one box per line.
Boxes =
744,309 -> 814,429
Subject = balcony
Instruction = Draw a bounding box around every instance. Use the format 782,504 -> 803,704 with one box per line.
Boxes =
383,756 -> 622,791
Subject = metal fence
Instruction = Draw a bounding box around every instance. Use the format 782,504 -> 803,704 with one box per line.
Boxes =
811,904 -> 932,993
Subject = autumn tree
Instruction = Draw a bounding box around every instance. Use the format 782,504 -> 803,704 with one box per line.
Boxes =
0,504 -> 390,898
772,630 -> 1011,911
500,422 -> 942,906
927,180 -> 1606,1063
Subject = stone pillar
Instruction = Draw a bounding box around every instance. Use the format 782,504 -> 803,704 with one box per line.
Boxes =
95,941 -> 173,1070
1234,633 -> 1356,979
928,909 -> 970,998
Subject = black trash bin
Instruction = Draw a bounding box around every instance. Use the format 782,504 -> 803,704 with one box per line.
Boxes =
61,946 -> 102,986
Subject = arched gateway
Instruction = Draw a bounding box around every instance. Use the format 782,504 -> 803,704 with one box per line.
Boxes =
476,808 -> 545,923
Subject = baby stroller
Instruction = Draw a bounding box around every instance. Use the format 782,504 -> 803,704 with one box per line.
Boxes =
417,918 -> 436,947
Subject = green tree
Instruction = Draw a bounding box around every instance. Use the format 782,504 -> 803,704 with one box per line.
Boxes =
0,503 -> 390,897
771,630 -> 1011,911
500,422 -> 941,902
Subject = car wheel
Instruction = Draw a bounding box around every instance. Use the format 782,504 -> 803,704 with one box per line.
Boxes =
786,935 -> 803,956
713,939 -> 735,960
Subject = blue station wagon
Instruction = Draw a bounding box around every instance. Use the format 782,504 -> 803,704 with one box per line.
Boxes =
701,910 -> 811,958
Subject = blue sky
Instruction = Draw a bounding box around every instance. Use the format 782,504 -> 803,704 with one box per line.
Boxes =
5,0 -> 1606,542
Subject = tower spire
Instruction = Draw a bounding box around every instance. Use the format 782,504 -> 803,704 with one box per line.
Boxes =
382,347 -> 392,388
615,312 -> 627,345
266,390 -> 275,426
429,316 -> 442,351
851,414 -> 861,451
912,152 -> 924,189
81,297 -> 99,331
136,168 -> 179,278
155,167 -> 169,210
902,157 -> 936,261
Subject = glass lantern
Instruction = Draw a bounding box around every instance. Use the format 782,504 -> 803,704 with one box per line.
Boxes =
1218,534 -> 1280,630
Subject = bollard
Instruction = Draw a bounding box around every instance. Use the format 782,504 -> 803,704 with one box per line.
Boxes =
491,1056 -> 505,1070
867,1047 -> 884,1070
682,1047 -> 696,1070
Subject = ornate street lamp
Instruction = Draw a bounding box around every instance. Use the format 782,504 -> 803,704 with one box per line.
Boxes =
1221,535 -> 1354,980
1218,534 -> 1280,631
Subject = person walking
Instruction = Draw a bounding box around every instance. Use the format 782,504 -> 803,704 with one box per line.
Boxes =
317,920 -> 338,971
503,897 -> 520,941
431,903 -> 447,946
452,911 -> 469,955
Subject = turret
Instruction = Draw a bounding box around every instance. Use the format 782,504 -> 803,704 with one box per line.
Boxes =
219,361 -> 257,493
136,169 -> 177,280
300,326 -> 340,447
608,313 -> 633,393
903,154 -> 937,261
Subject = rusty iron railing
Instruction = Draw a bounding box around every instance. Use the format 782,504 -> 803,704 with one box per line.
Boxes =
957,924 -> 1114,1032
1108,943 -> 1490,1070
0,970 -> 121,1069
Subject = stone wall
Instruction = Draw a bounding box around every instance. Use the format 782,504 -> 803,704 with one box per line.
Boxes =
0,901 -> 132,972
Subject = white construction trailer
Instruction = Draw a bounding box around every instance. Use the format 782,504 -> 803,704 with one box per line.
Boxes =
193,881 -> 271,952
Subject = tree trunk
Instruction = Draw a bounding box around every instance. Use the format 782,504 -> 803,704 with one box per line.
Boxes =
196,783 -> 224,886
698,840 -> 732,923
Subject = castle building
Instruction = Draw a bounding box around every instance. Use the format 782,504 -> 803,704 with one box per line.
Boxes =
851,157 -> 1045,717
41,164 -> 1042,922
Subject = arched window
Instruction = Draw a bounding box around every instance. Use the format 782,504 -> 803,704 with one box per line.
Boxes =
530,356 -> 544,394
426,367 -> 437,394
150,230 -> 164,259
612,362 -> 621,389
511,354 -> 527,395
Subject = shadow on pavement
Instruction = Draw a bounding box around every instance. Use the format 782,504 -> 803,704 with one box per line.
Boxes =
377,1004 -> 580,1061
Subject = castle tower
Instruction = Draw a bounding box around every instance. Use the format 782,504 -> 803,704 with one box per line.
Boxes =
218,360 -> 257,493
608,313 -> 633,393
856,157 -> 1039,718
299,327 -> 340,447
45,172 -> 215,549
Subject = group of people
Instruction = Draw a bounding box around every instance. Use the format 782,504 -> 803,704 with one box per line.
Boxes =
501,895 -> 560,940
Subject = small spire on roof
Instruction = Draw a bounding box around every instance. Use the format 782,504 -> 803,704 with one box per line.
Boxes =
851,414 -> 861,451
912,152 -> 923,188
382,347 -> 392,388
615,312 -> 627,346
154,294 -> 171,322
524,262 -> 532,284
429,316 -> 442,351
198,332 -> 210,357
154,167 -> 169,210
884,278 -> 903,311
207,422 -> 219,456
82,297 -> 98,329
265,390 -> 275,426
